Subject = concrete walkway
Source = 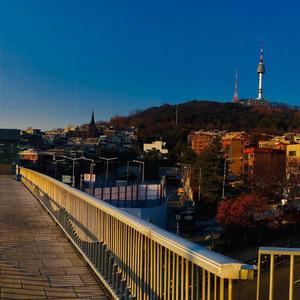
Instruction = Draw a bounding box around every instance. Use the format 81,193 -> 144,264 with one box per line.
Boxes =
0,176 -> 108,299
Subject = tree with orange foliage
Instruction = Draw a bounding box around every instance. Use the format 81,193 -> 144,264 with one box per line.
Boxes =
216,194 -> 268,228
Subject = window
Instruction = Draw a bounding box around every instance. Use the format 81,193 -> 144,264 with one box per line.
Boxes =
289,151 -> 297,156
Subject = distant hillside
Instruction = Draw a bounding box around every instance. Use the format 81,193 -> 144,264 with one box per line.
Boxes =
109,100 -> 300,142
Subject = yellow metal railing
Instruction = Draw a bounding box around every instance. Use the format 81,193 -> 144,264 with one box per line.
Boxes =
257,247 -> 300,300
20,167 -> 255,299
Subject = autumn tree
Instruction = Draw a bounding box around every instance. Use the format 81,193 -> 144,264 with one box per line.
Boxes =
216,194 -> 268,229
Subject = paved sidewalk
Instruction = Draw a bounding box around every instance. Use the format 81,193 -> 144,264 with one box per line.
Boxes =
0,176 -> 108,299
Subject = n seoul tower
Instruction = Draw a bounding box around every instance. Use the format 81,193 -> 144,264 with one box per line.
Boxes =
232,68 -> 239,103
257,40 -> 266,100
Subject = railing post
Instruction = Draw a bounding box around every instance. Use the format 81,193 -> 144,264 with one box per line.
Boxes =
202,269 -> 206,299
256,252 -> 261,300
269,254 -> 274,300
228,279 -> 233,300
289,255 -> 294,300
112,263 -> 118,288
108,255 -> 114,283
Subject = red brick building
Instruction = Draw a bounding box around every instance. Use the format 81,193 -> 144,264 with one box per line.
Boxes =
243,147 -> 286,193
188,131 -> 222,155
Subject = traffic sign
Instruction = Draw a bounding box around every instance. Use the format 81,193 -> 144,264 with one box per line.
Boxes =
62,175 -> 72,184
84,174 -> 96,182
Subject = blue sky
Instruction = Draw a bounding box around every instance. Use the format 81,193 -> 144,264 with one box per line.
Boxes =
0,0 -> 299,129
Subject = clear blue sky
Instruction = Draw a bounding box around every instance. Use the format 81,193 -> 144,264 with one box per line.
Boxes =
0,0 -> 299,129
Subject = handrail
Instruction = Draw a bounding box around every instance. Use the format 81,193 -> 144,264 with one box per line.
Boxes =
259,246 -> 300,255
257,246 -> 300,300
20,167 -> 255,299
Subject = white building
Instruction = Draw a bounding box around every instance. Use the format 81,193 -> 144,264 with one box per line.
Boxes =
143,141 -> 168,154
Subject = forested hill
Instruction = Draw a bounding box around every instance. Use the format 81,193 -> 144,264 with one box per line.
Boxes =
109,100 -> 300,142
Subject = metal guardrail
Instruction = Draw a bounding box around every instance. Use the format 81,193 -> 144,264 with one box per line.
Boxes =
257,247 -> 300,300
20,167 -> 255,300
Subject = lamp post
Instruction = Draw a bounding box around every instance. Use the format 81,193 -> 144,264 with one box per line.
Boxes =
176,214 -> 181,236
132,160 -> 145,184
98,157 -> 118,185
222,159 -> 227,199
222,156 -> 243,199
126,160 -> 132,181
63,156 -> 82,187
80,157 -> 96,194
198,167 -> 202,202
52,156 -> 65,179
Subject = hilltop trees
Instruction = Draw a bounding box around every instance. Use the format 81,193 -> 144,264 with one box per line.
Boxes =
121,101 -> 300,143
107,101 -> 300,163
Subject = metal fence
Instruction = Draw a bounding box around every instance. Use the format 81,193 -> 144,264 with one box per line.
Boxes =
20,167 -> 255,300
256,247 -> 300,300
93,184 -> 164,208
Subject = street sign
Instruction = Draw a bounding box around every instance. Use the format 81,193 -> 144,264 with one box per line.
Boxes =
84,174 -> 96,182
62,175 -> 72,184
183,215 -> 193,221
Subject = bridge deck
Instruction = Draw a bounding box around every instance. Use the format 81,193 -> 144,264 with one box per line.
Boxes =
0,176 -> 108,299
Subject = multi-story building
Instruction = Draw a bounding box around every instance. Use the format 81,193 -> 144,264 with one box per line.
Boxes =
258,133 -> 296,150
286,144 -> 300,162
286,144 -> 300,181
19,149 -> 39,162
23,127 -> 42,135
103,128 -> 116,137
222,132 -> 249,176
143,141 -> 168,154
243,147 -> 286,192
0,129 -> 20,174
258,140 -> 288,150
64,125 -> 79,133
188,130 -> 223,155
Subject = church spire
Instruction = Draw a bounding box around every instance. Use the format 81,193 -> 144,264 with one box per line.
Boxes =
90,110 -> 95,125
88,109 -> 97,138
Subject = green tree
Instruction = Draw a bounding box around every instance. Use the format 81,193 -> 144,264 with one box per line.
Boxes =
193,136 -> 225,212
180,146 -> 197,165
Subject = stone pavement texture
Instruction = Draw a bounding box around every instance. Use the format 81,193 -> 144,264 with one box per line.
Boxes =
0,176 -> 108,299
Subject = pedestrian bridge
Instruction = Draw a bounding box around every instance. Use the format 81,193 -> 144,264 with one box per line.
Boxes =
2,167 -> 298,299
0,175 -> 107,299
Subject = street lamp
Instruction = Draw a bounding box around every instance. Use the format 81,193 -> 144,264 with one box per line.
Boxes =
176,214 -> 181,236
98,157 -> 118,185
63,156 -> 82,187
132,160 -> 145,184
80,157 -> 96,194
126,160 -> 135,182
222,156 -> 243,199
52,156 -> 65,179
198,167 -> 202,202
222,159 -> 227,199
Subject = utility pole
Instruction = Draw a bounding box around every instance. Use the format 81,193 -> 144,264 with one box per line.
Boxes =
175,105 -> 178,126
90,161 -> 94,194
52,156 -> 65,180
198,168 -> 202,202
80,174 -> 83,190
222,159 -> 227,199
